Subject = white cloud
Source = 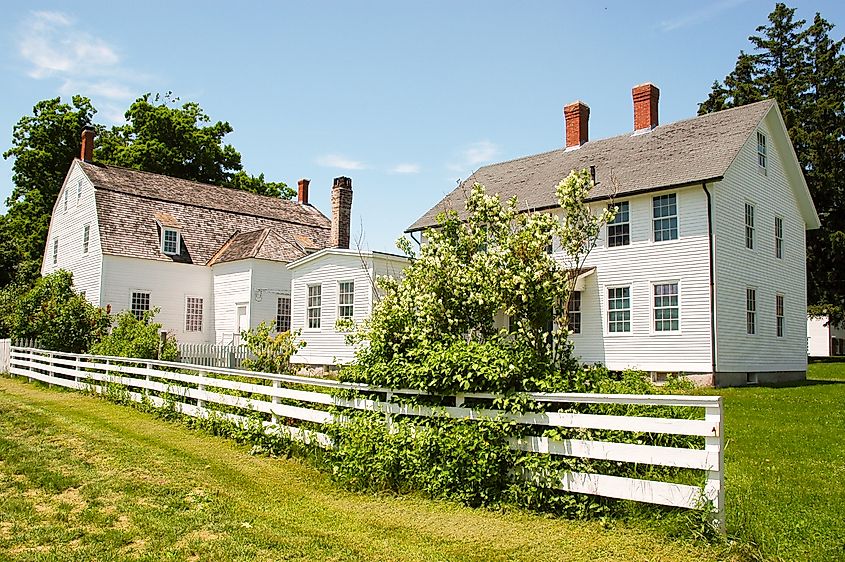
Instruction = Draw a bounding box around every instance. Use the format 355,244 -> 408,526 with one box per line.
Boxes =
390,163 -> 421,174
658,0 -> 748,32
316,154 -> 367,170
447,140 -> 501,172
16,11 -> 148,121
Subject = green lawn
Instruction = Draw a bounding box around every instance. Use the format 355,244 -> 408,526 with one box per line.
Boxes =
0,376 -> 732,562
1,364 -> 843,562
707,362 -> 845,561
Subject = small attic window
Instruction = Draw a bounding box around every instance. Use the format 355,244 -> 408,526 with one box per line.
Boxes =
757,131 -> 767,170
162,228 -> 180,255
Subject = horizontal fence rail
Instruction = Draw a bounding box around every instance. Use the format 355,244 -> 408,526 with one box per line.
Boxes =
176,343 -> 252,369
8,346 -> 724,530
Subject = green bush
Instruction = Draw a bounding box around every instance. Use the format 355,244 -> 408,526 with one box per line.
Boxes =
240,321 -> 304,375
7,271 -> 108,352
90,308 -> 178,360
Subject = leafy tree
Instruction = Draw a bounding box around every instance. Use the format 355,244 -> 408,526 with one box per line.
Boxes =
90,308 -> 178,361
1,97 -> 96,284
699,3 -> 845,311
240,321 -> 304,375
228,170 -> 295,198
341,169 -> 613,395
8,270 -> 109,352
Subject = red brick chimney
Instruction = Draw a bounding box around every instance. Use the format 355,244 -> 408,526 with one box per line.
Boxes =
632,83 -> 659,132
297,178 -> 310,205
81,126 -> 95,162
331,176 -> 352,249
563,101 -> 590,149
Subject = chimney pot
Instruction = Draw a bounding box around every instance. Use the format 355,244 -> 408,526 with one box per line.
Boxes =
563,101 -> 590,149
80,126 -> 95,162
331,176 -> 353,249
632,83 -> 660,132
297,178 -> 310,205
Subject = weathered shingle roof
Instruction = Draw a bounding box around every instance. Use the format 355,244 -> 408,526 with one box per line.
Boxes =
407,99 -> 775,232
208,225 -> 329,265
81,160 -> 331,265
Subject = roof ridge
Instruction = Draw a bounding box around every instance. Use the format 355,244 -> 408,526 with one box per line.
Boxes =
206,229 -> 242,266
253,227 -> 272,256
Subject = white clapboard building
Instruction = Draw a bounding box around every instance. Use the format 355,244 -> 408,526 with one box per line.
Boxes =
408,84 -> 820,386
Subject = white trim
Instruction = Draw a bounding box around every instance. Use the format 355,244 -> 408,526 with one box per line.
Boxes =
337,279 -> 355,320
650,280 -> 682,336
184,295 -> 204,333
605,284 -> 633,336
129,289 -> 151,320
82,224 -> 91,255
161,228 -> 180,256
651,192 -> 679,244
288,247 -> 409,270
745,286 -> 757,336
606,200 -> 631,248
305,283 -> 322,331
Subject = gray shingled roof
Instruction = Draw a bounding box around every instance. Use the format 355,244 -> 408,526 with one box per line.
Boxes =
208,225 -> 327,265
407,99 -> 775,232
81,160 -> 331,265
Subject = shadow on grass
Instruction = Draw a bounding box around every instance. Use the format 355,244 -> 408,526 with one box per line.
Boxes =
753,378 -> 845,388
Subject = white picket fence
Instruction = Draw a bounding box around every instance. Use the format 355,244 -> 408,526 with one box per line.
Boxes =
0,339 -> 10,372
8,345 -> 725,530
176,343 -> 251,369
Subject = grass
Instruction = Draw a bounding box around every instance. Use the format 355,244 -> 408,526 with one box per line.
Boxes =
0,376 -> 733,562
705,362 -> 845,561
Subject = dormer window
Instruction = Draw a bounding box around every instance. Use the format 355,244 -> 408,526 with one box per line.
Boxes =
162,228 -> 180,255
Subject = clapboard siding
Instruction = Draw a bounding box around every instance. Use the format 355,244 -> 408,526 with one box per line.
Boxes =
713,115 -> 808,372
249,259 -> 292,330
101,255 -> 212,344
211,261 -> 252,344
556,185 -> 713,373
41,162 -> 103,304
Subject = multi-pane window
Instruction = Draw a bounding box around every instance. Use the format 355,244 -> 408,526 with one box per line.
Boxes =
775,216 -> 783,259
52,237 -> 58,265
757,131 -> 767,169
162,228 -> 179,255
608,286 -> 631,333
607,201 -> 630,247
307,285 -> 322,329
745,203 -> 755,249
776,294 -> 784,337
338,281 -> 355,319
653,283 -> 680,332
76,179 -> 82,202
63,189 -> 68,212
82,224 -> 90,254
185,297 -> 203,332
567,291 -> 581,334
131,291 -> 150,321
746,288 -> 756,335
276,296 -> 291,332
653,194 -> 678,242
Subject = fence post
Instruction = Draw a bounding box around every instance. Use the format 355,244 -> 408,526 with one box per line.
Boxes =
271,380 -> 280,425
47,351 -> 54,387
385,390 -> 394,431
704,399 -> 725,533
455,393 -> 465,408
75,355 -> 81,385
197,370 -> 206,409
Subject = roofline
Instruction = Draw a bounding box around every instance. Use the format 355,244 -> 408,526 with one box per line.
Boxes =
404,177 -> 723,233
287,247 -> 410,270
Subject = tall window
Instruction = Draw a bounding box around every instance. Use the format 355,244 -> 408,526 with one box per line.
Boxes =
745,203 -> 755,249
82,224 -> 90,254
185,297 -> 203,332
776,294 -> 784,337
307,285 -> 322,329
63,189 -> 68,212
567,291 -> 581,334
653,283 -> 680,332
746,288 -> 756,335
76,179 -> 83,202
607,201 -> 630,247
52,237 -> 58,265
653,194 -> 678,242
775,216 -> 783,259
162,228 -> 179,255
608,286 -> 631,333
757,131 -> 767,169
276,296 -> 291,332
338,281 -> 355,319
131,291 -> 150,321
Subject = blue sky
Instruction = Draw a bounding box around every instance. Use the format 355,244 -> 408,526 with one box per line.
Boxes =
1,1 -> 842,251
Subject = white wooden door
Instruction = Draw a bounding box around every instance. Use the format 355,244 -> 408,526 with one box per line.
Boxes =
235,304 -> 248,343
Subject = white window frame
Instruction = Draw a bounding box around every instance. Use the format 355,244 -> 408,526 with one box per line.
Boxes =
652,193 -> 679,242
52,237 -> 58,265
567,291 -> 581,334
745,202 -> 755,250
757,131 -> 767,171
276,295 -> 291,332
130,290 -> 151,321
82,224 -> 90,255
607,201 -> 631,248
651,281 -> 681,334
775,215 -> 783,259
746,287 -> 757,336
76,179 -> 83,203
776,293 -> 784,338
607,285 -> 632,335
306,284 -> 322,330
184,295 -> 203,332
63,189 -> 68,213
162,228 -> 180,256
338,280 -> 355,319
